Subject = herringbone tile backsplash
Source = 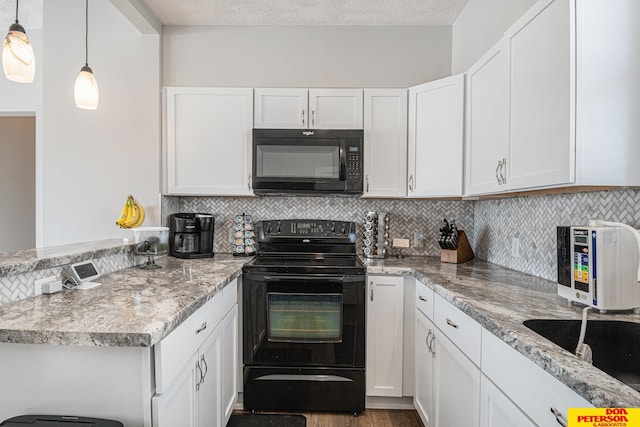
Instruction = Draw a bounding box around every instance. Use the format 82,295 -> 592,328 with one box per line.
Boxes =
474,188 -> 640,281
162,196 -> 474,258
165,188 -> 640,282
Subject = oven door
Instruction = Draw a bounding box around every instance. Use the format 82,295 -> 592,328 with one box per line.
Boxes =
242,273 -> 365,368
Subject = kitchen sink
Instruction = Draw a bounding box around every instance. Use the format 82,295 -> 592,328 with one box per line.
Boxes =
523,319 -> 640,391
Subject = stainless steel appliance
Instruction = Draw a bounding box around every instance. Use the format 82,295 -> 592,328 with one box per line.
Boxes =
241,219 -> 366,414
557,222 -> 640,312
252,129 -> 363,195
168,213 -> 214,259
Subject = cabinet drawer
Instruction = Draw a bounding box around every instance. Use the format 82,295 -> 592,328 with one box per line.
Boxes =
482,329 -> 592,426
222,279 -> 238,317
415,280 -> 434,320
434,294 -> 481,366
155,292 -> 223,393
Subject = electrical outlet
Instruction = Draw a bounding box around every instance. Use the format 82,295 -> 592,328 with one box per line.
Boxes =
228,228 -> 236,243
511,237 -> 520,258
413,232 -> 426,248
34,275 -> 58,296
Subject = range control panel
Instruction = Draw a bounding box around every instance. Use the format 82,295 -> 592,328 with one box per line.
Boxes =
259,220 -> 355,238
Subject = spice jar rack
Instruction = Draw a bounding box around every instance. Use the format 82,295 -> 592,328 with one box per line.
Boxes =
363,211 -> 389,259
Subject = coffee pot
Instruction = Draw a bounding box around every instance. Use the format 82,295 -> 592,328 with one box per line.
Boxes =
169,213 -> 215,259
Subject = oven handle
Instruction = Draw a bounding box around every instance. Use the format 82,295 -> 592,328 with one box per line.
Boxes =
244,274 -> 363,283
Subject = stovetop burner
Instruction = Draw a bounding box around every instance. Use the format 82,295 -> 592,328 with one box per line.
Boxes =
242,219 -> 364,275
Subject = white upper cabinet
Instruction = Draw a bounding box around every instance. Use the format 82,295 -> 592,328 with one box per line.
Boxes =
465,0 -> 640,195
465,41 -> 510,195
506,0 -> 574,190
254,88 -> 363,129
363,89 -> 408,198
408,74 -> 465,198
164,87 -> 254,196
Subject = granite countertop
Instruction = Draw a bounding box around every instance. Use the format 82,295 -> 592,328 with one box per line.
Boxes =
0,254 -> 247,347
364,256 -> 640,408
0,249 -> 638,407
0,239 -> 128,277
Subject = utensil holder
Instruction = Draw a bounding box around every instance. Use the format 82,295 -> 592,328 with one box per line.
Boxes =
363,212 -> 389,259
440,230 -> 474,264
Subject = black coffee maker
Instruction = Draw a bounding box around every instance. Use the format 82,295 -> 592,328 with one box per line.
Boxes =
169,213 -> 215,259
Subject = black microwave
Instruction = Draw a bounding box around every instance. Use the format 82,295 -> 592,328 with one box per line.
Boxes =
252,129 -> 363,196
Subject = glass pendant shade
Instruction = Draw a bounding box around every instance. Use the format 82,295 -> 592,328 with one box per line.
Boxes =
74,65 -> 99,110
2,23 -> 35,83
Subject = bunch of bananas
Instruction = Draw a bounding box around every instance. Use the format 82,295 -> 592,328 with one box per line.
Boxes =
115,195 -> 146,228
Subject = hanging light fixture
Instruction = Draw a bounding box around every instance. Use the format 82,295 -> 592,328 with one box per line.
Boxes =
2,0 -> 35,83
74,0 -> 99,110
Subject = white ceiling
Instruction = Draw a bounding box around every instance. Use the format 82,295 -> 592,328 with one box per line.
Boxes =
139,0 -> 470,26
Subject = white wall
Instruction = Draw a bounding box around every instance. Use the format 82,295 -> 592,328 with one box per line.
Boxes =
451,0 -> 536,73
0,117 -> 35,251
163,25 -> 452,88
41,0 -> 160,246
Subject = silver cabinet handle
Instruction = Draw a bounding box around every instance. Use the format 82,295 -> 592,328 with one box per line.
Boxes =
195,360 -> 203,391
200,354 -> 208,382
429,333 -> 436,356
550,407 -> 568,427
370,281 -> 374,301
500,158 -> 507,184
366,175 -> 370,192
445,318 -> 459,329
301,109 -> 305,126
426,329 -> 432,353
418,295 -> 428,302
311,109 -> 315,127
248,174 -> 252,190
495,159 -> 503,184
195,322 -> 207,334
408,174 -> 414,192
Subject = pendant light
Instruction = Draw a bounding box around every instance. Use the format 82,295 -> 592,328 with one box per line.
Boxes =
74,0 -> 99,110
2,0 -> 35,83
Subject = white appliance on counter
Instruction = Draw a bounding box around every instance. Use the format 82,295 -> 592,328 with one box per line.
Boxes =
557,220 -> 640,312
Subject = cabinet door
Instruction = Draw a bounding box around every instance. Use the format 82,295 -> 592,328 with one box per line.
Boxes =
414,311 -> 435,427
433,331 -> 480,427
480,376 -> 535,427
465,41 -> 510,195
220,305 -> 239,426
309,89 -> 363,129
152,352 -> 198,427
363,89 -> 408,198
506,0 -> 574,190
165,87 -> 253,195
366,276 -> 404,397
408,75 -> 465,197
198,326 -> 221,427
254,88 -> 308,129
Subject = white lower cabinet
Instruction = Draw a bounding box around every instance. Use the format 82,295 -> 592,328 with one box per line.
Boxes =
480,375 -> 535,427
414,310 -> 435,426
366,275 -> 405,397
481,329 -> 593,427
153,279 -> 239,427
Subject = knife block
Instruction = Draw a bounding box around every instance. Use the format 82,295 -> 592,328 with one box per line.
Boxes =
440,230 -> 474,264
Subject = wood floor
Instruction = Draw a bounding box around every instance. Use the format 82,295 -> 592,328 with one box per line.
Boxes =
233,409 -> 425,427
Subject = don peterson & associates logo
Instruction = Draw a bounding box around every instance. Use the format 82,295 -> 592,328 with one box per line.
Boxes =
568,408 -> 640,427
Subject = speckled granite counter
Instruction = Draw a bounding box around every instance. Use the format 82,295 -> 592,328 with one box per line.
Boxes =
0,239 -> 127,277
364,256 -> 640,408
0,250 -> 638,408
0,255 -> 247,347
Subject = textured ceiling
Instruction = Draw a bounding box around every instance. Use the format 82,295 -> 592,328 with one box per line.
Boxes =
0,0 -> 42,30
139,0 -> 470,26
